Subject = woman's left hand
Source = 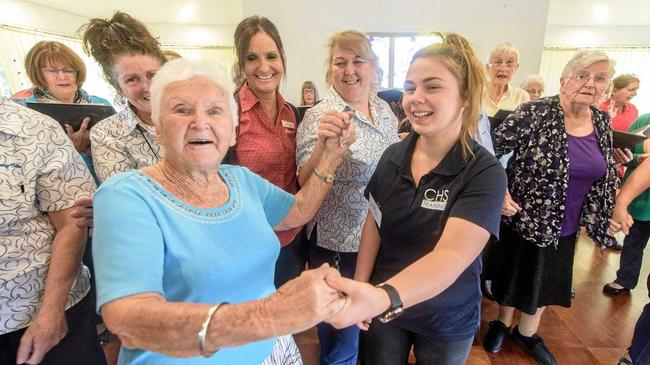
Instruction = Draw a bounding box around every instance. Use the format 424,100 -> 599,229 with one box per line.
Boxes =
16,309 -> 68,365
614,148 -> 633,165
64,117 -> 91,153
324,275 -> 388,330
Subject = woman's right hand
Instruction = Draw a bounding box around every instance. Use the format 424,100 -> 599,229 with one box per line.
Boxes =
317,110 -> 356,159
501,190 -> 521,216
267,264 -> 346,334
64,117 -> 91,153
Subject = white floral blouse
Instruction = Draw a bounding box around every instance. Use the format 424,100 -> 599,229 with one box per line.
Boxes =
90,105 -> 162,182
296,87 -> 399,252
0,98 -> 95,334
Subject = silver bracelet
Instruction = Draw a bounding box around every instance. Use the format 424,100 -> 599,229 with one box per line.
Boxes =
198,302 -> 227,358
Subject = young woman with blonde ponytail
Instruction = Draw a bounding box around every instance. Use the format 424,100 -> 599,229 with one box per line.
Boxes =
324,32 -> 508,365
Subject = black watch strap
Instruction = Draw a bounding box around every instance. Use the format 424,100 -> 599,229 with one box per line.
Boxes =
376,283 -> 404,323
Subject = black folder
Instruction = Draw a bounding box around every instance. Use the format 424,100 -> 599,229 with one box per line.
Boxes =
26,102 -> 116,131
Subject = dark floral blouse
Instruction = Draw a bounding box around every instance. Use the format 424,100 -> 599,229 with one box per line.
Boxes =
494,95 -> 618,248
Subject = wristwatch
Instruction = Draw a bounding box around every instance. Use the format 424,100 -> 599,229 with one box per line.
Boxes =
313,168 -> 335,183
376,283 -> 404,323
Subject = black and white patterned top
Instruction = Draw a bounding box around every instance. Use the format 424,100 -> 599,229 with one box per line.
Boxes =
296,87 -> 399,252
0,98 -> 95,334
90,106 -> 162,182
494,95 -> 618,248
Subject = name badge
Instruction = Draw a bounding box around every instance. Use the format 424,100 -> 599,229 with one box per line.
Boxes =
421,188 -> 449,211
282,120 -> 295,129
369,193 -> 382,228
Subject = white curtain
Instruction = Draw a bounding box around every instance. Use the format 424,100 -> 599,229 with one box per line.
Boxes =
0,25 -> 235,102
540,47 -> 650,115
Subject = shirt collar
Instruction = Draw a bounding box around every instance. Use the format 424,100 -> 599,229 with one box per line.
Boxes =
238,82 -> 289,115
327,86 -> 390,127
118,104 -> 154,136
390,132 -> 475,177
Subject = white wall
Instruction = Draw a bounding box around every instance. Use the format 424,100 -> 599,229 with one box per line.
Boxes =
243,0 -> 551,105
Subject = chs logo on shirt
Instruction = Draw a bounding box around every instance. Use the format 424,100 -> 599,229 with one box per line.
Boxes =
421,189 -> 449,211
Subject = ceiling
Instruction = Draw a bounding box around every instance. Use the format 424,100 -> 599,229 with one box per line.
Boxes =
24,0 -> 650,27
25,0 -> 243,25
547,0 -> 650,26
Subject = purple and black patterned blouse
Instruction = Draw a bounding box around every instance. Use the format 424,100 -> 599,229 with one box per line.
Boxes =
494,95 -> 618,248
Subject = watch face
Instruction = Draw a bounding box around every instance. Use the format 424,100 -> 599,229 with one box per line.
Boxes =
325,175 -> 334,183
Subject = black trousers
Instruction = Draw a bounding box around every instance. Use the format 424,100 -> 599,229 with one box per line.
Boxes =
274,227 -> 309,288
0,294 -> 106,365
363,320 -> 473,365
615,219 -> 650,289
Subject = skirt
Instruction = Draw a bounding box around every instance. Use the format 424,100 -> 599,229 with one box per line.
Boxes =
487,223 -> 578,315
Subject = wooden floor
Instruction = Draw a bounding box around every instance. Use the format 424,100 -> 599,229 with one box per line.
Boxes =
294,231 -> 650,365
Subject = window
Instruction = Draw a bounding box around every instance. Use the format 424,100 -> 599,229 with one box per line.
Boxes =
369,33 -> 441,89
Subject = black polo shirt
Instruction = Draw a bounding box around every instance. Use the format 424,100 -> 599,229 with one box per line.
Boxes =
364,132 -> 507,340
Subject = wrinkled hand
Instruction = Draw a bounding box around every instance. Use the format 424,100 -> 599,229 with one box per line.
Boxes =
324,276 -> 389,330
16,310 -> 68,364
614,148 -> 633,165
64,117 -> 91,153
71,196 -> 93,229
501,190 -> 521,216
317,111 -> 356,158
609,204 -> 634,235
268,264 -> 346,334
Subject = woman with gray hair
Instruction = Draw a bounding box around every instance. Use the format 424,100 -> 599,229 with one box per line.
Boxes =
520,74 -> 545,101
91,59 -> 355,364
482,50 -> 620,365
482,43 -> 529,117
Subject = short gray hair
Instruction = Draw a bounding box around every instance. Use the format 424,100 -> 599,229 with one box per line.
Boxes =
520,74 -> 545,89
151,59 -> 239,127
489,43 -> 520,63
561,50 -> 615,80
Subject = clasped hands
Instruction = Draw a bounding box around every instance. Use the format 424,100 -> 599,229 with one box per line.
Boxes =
276,264 -> 391,333
317,110 -> 356,157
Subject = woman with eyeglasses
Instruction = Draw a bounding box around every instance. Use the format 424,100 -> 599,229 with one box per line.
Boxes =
482,43 -> 529,117
482,50 -> 621,365
81,11 -> 166,183
20,41 -> 111,182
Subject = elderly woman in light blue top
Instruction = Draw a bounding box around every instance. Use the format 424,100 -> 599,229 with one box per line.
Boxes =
92,59 -> 355,364
296,30 -> 399,365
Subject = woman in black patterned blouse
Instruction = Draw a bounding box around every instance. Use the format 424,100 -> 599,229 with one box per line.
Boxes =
482,50 -> 621,365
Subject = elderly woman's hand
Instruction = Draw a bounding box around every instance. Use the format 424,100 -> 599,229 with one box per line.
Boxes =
323,275 -> 388,330
317,111 -> 356,158
266,264 -> 346,334
609,203 -> 634,235
64,117 -> 91,153
614,148 -> 633,165
501,190 -> 521,216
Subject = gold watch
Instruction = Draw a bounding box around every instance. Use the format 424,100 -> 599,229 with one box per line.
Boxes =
313,168 -> 335,183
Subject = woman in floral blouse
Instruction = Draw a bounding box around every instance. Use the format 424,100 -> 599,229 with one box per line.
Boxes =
482,50 -> 620,365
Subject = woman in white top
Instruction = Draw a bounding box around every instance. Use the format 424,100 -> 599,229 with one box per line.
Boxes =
81,11 -> 166,182
482,43 -> 529,117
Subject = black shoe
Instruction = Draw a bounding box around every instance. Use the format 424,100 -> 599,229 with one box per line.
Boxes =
603,283 -> 630,296
511,326 -> 557,365
483,320 -> 509,353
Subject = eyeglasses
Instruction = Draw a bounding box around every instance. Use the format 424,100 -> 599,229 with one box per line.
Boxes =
490,60 -> 517,69
569,71 -> 609,85
41,67 -> 78,76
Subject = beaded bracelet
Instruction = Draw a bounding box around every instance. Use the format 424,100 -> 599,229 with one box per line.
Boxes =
198,302 -> 227,357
